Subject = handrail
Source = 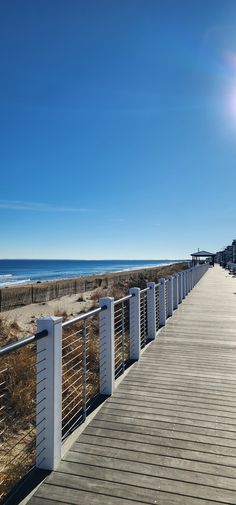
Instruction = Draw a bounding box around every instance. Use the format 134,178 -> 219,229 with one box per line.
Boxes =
140,287 -> 150,294
62,306 -> 104,328
114,294 -> 132,306
0,329 -> 48,357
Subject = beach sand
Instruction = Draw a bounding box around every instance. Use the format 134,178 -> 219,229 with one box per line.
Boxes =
0,289 -> 98,335
0,262 -> 187,338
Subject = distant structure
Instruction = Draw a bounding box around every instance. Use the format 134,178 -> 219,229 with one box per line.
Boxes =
191,250 -> 215,266
216,239 -> 236,267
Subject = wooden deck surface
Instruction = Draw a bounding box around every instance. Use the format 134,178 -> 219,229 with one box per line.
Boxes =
29,266 -> 236,505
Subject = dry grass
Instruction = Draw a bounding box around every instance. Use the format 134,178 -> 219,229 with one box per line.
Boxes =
77,295 -> 84,302
54,309 -> 68,319
0,320 -> 35,500
100,262 -> 188,301
90,287 -> 108,303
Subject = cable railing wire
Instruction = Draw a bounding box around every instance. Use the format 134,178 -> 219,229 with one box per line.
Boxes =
165,279 -> 168,317
140,290 -> 148,348
114,296 -> 131,378
61,310 -> 100,441
155,282 -> 160,331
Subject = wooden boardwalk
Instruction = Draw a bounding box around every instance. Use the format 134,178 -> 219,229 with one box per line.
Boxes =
29,266 -> 236,505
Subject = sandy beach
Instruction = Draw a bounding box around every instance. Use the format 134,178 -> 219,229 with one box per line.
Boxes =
0,262 -> 187,339
0,290 -> 96,334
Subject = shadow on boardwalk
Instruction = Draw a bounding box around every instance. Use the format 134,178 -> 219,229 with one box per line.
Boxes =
26,266 -> 236,505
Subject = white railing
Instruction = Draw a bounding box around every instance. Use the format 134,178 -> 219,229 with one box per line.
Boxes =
0,262 -> 208,499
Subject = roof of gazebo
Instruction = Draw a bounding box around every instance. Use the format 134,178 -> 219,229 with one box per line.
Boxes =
191,250 -> 215,257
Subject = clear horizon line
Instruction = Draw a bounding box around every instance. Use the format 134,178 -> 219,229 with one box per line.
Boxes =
0,257 -> 187,261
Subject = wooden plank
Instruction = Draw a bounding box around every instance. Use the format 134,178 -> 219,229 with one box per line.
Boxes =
63,449 -> 236,492
106,395 -> 236,417
71,441 -> 236,478
93,410 -> 236,440
113,387 -> 236,407
36,477 -> 221,505
50,460 -> 236,502
85,425 -> 236,457
78,432 -> 236,467
34,483 -> 143,505
88,406 -> 236,432
112,391 -> 236,412
29,498 -> 72,505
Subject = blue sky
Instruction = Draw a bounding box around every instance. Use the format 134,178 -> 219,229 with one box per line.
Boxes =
1,0 -> 236,259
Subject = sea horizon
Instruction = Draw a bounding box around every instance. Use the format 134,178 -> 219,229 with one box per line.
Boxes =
0,258 -> 185,288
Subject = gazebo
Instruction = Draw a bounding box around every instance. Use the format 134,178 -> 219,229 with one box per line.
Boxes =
191,250 -> 215,266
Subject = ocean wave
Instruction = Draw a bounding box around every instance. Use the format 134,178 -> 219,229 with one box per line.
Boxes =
0,278 -> 31,288
0,274 -> 13,278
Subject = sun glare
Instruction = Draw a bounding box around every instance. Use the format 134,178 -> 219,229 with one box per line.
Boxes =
223,51 -> 236,126
227,85 -> 236,123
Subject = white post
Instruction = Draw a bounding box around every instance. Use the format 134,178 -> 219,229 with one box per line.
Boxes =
36,316 -> 62,470
167,276 -> 173,317
159,278 -> 166,327
185,271 -> 188,296
147,282 -> 156,341
99,297 -> 115,396
191,268 -> 193,289
129,287 -> 141,360
180,271 -> 185,300
193,267 -> 196,287
186,270 -> 190,294
173,274 -> 178,310
189,269 -> 192,291
178,272 -> 183,303
183,271 -> 187,298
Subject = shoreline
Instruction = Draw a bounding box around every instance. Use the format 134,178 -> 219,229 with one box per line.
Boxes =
0,262 -> 187,337
0,261 -> 188,313
0,260 -> 182,288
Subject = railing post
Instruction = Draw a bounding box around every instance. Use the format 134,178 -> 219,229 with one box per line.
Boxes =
178,272 -> 183,303
159,278 -> 166,326
181,272 -> 185,299
147,282 -> 156,341
190,268 -> 193,290
193,267 -> 196,287
129,287 -> 141,360
189,269 -> 192,291
167,276 -> 173,317
99,297 -> 115,396
186,270 -> 190,294
36,316 -> 62,470
184,270 -> 188,296
173,274 -> 178,310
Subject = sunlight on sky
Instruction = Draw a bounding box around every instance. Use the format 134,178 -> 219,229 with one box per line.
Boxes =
224,51 -> 236,125
228,85 -> 236,123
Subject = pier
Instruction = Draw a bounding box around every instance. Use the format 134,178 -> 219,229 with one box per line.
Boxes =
26,265 -> 236,505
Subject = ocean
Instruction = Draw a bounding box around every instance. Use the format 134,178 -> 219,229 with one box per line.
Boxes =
0,259 -> 182,288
